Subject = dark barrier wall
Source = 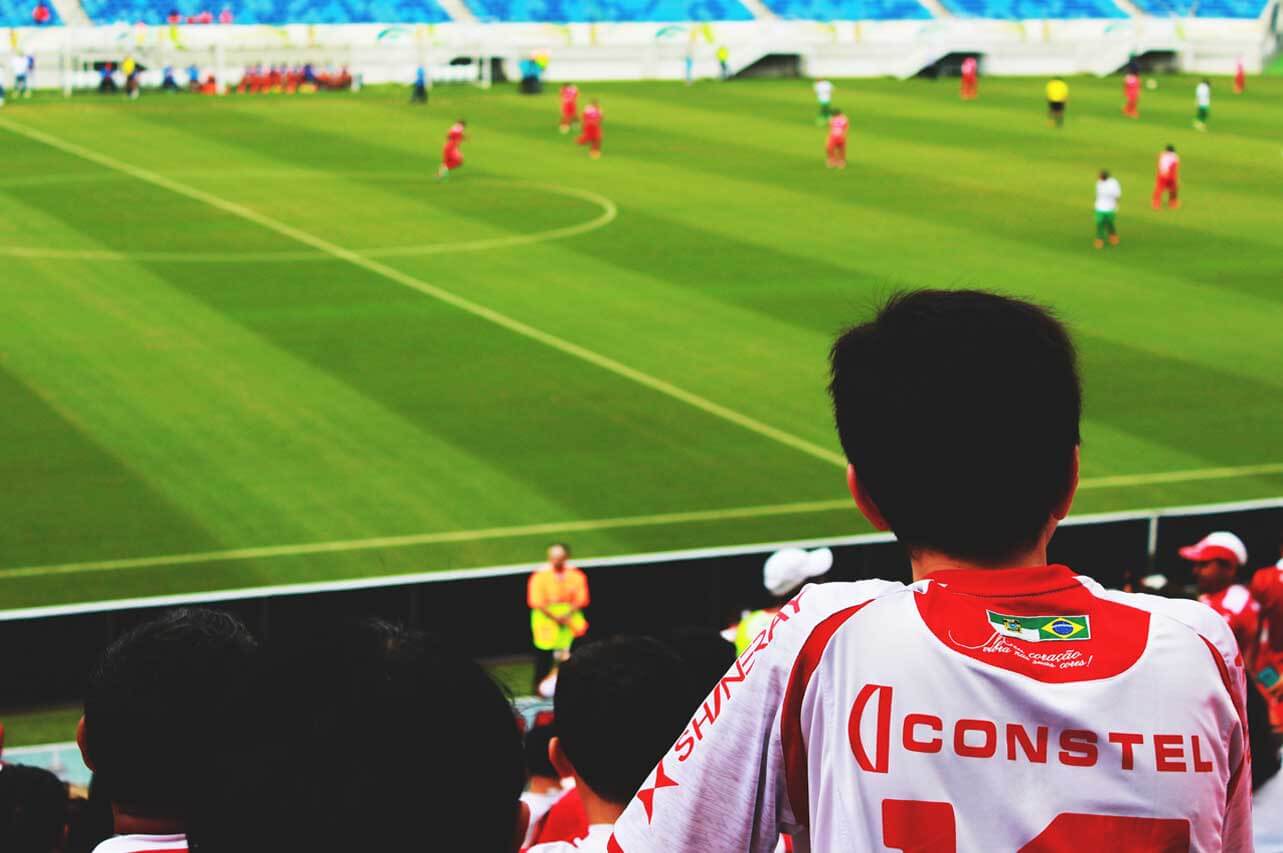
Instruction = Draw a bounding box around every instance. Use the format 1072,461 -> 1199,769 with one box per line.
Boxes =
2,501 -> 1280,710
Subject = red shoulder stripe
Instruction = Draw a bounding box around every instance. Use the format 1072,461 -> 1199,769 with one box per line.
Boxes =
1199,635 -> 1249,806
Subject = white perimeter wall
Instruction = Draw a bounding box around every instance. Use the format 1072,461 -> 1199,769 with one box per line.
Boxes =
4,7 -> 1278,89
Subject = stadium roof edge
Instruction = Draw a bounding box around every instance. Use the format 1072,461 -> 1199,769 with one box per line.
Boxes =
0,495 -> 1279,623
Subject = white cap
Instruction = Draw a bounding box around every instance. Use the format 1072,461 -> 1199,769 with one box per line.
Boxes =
1179,531 -> 1248,567
763,547 -> 834,597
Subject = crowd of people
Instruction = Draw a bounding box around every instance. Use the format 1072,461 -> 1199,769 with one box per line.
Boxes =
2,290 -> 1281,852
235,64 -> 353,94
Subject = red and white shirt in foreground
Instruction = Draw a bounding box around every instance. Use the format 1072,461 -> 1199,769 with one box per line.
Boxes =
609,565 -> 1250,852
1201,583 -> 1259,664
530,823 -> 613,853
92,834 -> 188,853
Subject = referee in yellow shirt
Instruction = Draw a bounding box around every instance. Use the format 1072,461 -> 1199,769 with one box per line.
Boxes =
1046,77 -> 1069,128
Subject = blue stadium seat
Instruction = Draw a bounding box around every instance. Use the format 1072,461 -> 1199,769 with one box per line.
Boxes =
941,0 -> 1123,16
1132,0 -> 1263,15
81,0 -> 449,24
763,0 -> 929,19
465,0 -> 753,21
1,0 -> 60,26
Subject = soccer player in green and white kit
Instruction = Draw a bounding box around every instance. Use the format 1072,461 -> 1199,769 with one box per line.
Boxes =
1094,169 -> 1121,249
814,79 -> 833,125
1194,78 -> 1211,130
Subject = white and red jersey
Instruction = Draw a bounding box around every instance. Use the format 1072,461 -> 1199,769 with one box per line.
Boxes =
1251,561 -> 1283,654
531,823 -> 613,853
1201,583 -> 1259,663
1125,73 -> 1141,97
609,565 -> 1250,853
582,104 -> 602,130
445,122 -> 465,146
828,115 -> 849,141
561,85 -> 579,111
92,834 -> 188,853
961,57 -> 977,79
1158,151 -> 1180,182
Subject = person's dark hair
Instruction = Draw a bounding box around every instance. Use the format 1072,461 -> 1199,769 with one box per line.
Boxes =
0,764 -> 67,853
1165,144 -> 1176,152
830,290 -> 1081,563
82,607 -> 259,819
663,626 -> 736,708
264,619 -> 525,852
554,636 -> 694,805
525,723 -> 559,780
1099,169 -> 1110,180
1248,674 -> 1282,790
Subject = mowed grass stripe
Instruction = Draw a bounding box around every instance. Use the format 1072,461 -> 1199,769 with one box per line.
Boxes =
4,460 -> 1282,580
0,116 -> 845,468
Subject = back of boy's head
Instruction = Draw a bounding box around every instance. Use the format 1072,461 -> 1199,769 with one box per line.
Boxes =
267,619 -> 525,852
525,723 -> 559,780
82,607 -> 259,817
0,763 -> 67,853
554,636 -> 694,805
830,290 -> 1081,564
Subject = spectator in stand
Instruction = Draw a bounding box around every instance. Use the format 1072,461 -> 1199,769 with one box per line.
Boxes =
1182,531 -> 1259,664
261,619 -> 527,852
1250,528 -> 1283,725
77,608 -> 260,853
218,6 -> 232,23
166,8 -> 180,23
608,291 -> 1251,851
0,760 -> 67,853
522,724 -> 569,847
529,637 -> 695,853
528,543 -> 590,695
732,547 -> 833,654
31,1 -> 52,25
1248,669 -> 1283,849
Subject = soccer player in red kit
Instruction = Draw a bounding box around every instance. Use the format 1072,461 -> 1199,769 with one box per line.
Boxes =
560,83 -> 579,134
826,109 -> 848,169
578,100 -> 603,159
1152,144 -> 1180,209
1234,59 -> 1246,94
1123,71 -> 1140,118
960,57 -> 978,100
436,120 -> 466,180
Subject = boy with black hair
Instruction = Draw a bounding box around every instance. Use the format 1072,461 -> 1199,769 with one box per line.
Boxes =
610,290 -> 1250,851
530,637 -> 694,852
522,724 -> 569,846
263,618 -> 527,853
77,607 -> 260,853
0,762 -> 67,853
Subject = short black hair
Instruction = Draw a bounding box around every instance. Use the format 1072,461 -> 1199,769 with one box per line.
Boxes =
1165,144 -> 1176,152
1099,169 -> 1110,179
554,636 -> 693,805
0,764 -> 67,853
663,626 -> 736,709
82,607 -> 259,817
830,290 -> 1081,563
525,723 -> 559,780
264,619 -> 525,852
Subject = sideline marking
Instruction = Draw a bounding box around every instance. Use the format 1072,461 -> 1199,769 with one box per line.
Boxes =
0,178 -> 617,263
0,117 -> 844,468
1,462 -> 1282,581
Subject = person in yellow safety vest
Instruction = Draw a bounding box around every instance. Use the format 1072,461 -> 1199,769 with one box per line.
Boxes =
733,547 -> 834,655
528,542 -> 590,695
717,45 -> 730,80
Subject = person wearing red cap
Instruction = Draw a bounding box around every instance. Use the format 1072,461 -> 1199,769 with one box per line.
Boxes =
1182,531 -> 1259,665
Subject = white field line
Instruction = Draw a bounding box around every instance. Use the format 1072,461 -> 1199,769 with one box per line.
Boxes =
1,463 -> 1282,582
0,118 -> 845,468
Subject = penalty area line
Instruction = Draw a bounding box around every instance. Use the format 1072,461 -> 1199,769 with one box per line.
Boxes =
0,118 -> 843,469
2,460 -> 1282,581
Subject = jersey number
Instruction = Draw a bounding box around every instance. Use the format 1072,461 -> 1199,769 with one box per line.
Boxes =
882,799 -> 1190,852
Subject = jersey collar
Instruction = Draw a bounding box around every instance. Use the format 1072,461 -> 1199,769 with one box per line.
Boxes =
923,564 -> 1080,597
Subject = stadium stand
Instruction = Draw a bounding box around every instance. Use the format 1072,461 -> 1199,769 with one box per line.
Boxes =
764,0 -> 930,19
80,0 -> 449,25
1131,0 -> 1265,16
465,0 -> 753,22
1,0 -> 59,25
940,0 -> 1125,17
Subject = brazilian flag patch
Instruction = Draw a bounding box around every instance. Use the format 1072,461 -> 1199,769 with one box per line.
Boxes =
986,611 -> 1090,642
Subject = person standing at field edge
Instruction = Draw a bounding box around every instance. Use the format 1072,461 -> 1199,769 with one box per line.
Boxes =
1046,77 -> 1068,128
1194,78 -> 1211,130
528,543 -> 589,695
1094,169 -> 1121,249
960,56 -> 978,100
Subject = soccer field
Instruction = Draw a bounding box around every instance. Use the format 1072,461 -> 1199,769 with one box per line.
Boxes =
1,74 -> 1281,611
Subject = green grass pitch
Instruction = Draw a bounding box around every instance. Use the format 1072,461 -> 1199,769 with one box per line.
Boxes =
0,74 -> 1281,611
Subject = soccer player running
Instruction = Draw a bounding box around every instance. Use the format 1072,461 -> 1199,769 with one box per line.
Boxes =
1046,76 -> 1068,128
814,78 -> 833,124
1123,69 -> 1140,118
436,119 -> 466,180
559,83 -> 579,134
609,290 -> 1251,852
825,109 -> 849,169
1234,59 -> 1246,95
578,99 -> 603,159
1195,78 -> 1211,130
1152,144 -> 1180,209
960,56 -> 978,100
1094,169 -> 1121,249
